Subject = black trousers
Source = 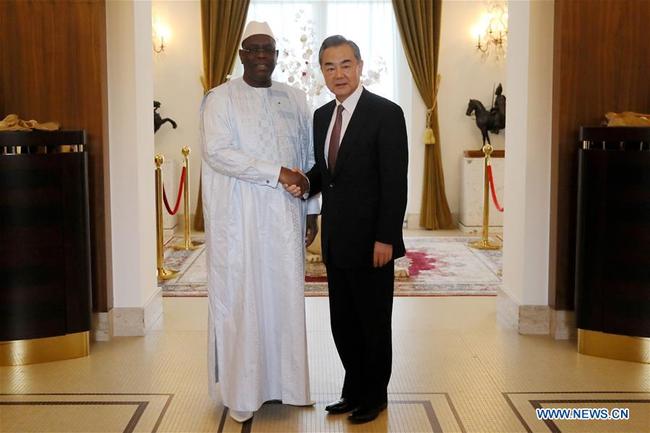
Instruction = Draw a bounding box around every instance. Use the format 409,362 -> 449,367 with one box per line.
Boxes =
325,259 -> 394,407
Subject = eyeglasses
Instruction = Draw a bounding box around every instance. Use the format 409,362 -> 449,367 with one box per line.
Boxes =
240,47 -> 278,56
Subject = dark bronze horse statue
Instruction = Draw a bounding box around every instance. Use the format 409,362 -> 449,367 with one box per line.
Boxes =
466,84 -> 506,147
154,100 -> 178,133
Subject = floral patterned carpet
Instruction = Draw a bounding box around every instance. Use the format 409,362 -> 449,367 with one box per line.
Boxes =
160,236 -> 501,297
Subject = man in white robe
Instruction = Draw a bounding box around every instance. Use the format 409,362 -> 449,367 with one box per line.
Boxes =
201,21 -> 318,423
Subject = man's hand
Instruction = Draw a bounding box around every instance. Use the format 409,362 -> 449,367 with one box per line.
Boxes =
305,215 -> 318,247
373,241 -> 393,268
285,183 -> 303,197
281,167 -> 309,197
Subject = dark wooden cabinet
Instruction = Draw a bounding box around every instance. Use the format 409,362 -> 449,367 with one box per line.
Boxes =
575,127 -> 650,338
0,131 -> 91,342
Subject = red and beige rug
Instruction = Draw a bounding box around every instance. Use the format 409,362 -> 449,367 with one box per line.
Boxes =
161,236 -> 501,297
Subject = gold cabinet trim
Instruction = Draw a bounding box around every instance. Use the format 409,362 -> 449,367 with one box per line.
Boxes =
0,331 -> 89,366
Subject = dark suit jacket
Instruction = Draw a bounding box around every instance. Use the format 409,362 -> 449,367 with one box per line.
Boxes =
307,88 -> 408,268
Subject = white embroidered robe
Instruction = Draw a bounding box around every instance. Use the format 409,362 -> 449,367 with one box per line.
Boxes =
201,78 -> 317,412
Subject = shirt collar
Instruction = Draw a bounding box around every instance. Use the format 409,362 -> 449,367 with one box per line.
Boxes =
336,84 -> 364,114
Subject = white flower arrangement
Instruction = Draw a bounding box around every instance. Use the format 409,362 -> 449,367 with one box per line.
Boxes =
277,11 -> 324,105
277,10 -> 387,109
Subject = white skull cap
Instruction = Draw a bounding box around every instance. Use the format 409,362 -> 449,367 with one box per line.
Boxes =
241,21 -> 275,44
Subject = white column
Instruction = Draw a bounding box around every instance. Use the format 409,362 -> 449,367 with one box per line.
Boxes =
105,0 -> 160,336
499,0 -> 555,335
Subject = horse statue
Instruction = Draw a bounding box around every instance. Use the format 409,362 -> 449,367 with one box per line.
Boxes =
154,100 -> 178,133
466,83 -> 506,148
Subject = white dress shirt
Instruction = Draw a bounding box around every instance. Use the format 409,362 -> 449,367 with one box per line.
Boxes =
324,84 -> 364,167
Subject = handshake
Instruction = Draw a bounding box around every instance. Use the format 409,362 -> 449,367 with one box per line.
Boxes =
280,167 -> 309,198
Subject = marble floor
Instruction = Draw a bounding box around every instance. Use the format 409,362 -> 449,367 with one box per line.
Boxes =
2,296 -> 649,433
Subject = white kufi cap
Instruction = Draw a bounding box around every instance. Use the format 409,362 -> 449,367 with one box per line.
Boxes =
241,21 -> 275,43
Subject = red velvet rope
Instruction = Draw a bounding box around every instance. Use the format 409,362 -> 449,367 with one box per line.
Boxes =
163,166 -> 186,215
487,164 -> 504,212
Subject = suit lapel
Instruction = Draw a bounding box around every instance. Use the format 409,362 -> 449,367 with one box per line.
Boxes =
332,89 -> 370,178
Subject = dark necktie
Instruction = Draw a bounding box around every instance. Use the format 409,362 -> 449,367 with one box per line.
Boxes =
328,105 -> 344,172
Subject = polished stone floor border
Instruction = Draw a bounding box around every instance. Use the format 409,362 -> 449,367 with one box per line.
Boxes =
216,392 -> 467,433
0,393 -> 173,433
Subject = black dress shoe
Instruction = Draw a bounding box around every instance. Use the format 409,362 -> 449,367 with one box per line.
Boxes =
325,398 -> 358,414
348,402 -> 388,423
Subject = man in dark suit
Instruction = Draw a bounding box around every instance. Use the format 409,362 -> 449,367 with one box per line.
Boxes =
289,35 -> 408,424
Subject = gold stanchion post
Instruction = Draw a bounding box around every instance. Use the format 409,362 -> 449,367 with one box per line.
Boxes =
174,146 -> 200,250
470,143 -> 501,250
155,154 -> 179,280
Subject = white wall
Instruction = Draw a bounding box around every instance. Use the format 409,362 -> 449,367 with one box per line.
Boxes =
522,0 -> 553,306
502,1 -> 528,305
149,0 -> 507,227
105,0 -> 158,309
152,0 -> 204,222
436,0 -> 507,221
502,0 -> 553,306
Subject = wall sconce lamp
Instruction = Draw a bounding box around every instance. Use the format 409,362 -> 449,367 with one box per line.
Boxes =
476,26 -> 505,53
153,18 -> 171,53
472,1 -> 508,61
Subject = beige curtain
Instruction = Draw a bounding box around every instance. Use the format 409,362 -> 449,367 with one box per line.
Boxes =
392,0 -> 453,229
194,0 -> 250,231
